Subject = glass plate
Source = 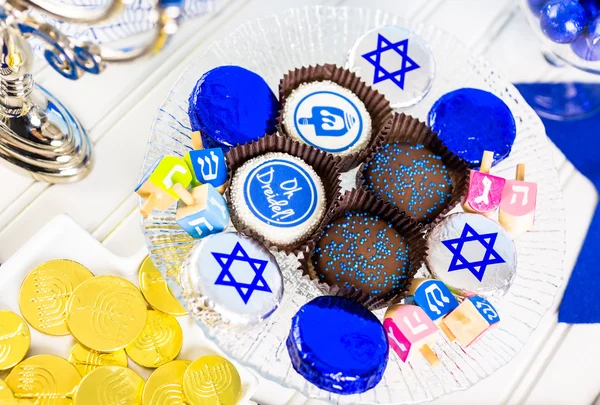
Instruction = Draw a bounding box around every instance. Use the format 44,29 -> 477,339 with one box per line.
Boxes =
141,6 -> 566,404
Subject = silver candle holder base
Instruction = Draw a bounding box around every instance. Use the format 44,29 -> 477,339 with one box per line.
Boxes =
0,0 -> 183,183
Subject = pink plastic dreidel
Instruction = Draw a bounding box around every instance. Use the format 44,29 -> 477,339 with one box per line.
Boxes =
442,295 -> 500,347
383,304 -> 440,366
463,151 -> 506,217
499,164 -> 537,235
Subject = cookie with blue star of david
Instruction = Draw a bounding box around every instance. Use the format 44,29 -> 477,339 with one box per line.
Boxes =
183,232 -> 283,325
282,81 -> 372,157
426,213 -> 517,300
347,26 -> 435,109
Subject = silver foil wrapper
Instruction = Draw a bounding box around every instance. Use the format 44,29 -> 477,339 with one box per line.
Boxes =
181,232 -> 284,326
426,213 -> 517,300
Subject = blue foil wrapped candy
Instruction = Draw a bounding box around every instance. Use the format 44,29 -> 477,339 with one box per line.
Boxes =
286,296 -> 389,395
188,66 -> 280,151
428,88 -> 516,168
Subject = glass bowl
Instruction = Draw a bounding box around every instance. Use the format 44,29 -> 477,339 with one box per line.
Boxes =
141,6 -> 566,404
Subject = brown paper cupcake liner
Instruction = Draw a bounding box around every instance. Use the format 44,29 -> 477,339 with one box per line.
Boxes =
357,112 -> 470,230
298,188 -> 428,310
276,64 -> 393,172
224,133 -> 342,255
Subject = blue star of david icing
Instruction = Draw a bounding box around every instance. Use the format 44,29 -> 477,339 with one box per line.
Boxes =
441,223 -> 506,282
361,34 -> 421,90
212,242 -> 272,304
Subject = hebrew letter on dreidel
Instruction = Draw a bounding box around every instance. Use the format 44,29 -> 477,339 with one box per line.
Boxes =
176,184 -> 230,239
499,164 -> 537,234
384,304 -> 440,365
184,148 -> 228,192
163,165 -> 189,189
463,151 -> 505,216
442,295 -> 499,347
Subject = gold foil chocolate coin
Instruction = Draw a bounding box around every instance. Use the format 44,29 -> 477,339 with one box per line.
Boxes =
126,310 -> 183,368
142,360 -> 191,405
183,355 -> 242,405
66,275 -> 147,352
68,342 -> 128,376
0,378 -> 13,399
6,354 -> 81,405
138,256 -> 187,316
0,311 -> 30,370
19,259 -> 93,336
73,366 -> 144,405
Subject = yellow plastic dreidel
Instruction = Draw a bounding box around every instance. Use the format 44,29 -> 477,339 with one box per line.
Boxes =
135,156 -> 192,218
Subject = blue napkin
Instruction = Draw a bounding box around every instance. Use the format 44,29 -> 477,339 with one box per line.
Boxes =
516,83 -> 600,324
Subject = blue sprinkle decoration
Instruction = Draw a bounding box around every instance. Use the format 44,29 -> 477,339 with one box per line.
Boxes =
314,212 -> 409,299
540,0 -> 587,44
286,296 -> 389,395
188,66 -> 279,152
364,143 -> 452,222
428,88 -> 516,168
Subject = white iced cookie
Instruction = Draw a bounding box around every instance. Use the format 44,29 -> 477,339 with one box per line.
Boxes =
282,81 -> 372,156
426,213 -> 517,300
348,26 -> 435,109
229,152 -> 326,247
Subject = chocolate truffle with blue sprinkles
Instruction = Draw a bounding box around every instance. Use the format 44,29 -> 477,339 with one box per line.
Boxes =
364,143 -> 453,223
286,296 -> 389,394
188,65 -> 279,151
428,88 -> 516,168
313,212 -> 410,300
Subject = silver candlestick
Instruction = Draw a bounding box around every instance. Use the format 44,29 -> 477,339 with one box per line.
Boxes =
0,0 -> 184,183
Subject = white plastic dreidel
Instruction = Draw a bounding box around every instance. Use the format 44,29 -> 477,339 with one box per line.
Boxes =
184,132 -> 228,193
463,151 -> 506,217
442,295 -> 500,347
383,304 -> 440,366
407,279 -> 459,342
135,156 -> 193,218
176,183 -> 230,239
499,164 -> 537,234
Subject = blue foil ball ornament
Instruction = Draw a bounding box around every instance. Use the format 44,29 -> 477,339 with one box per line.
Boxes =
286,296 -> 389,395
580,0 -> 600,19
540,0 -> 587,44
428,88 -> 516,168
528,0 -> 550,14
571,17 -> 600,60
188,65 -> 279,152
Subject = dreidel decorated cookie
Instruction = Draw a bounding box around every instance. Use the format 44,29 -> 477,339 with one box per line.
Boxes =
184,132 -> 228,193
407,279 -> 459,342
442,295 -> 500,347
383,304 -> 440,366
463,151 -> 506,216
499,164 -> 537,234
136,156 -> 193,218
176,183 -> 230,239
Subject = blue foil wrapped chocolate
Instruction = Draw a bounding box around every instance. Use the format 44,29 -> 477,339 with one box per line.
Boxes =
286,296 -> 389,395
188,65 -> 279,151
540,0 -> 587,44
428,88 -> 516,168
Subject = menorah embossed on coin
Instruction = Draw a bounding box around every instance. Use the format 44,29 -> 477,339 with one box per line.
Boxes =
0,0 -> 185,183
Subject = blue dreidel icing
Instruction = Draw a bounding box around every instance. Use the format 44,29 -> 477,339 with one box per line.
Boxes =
187,66 -> 279,152
540,0 -> 587,44
428,88 -> 516,168
287,296 -> 388,395
136,155 -> 193,218
408,278 -> 459,342
176,184 -> 230,239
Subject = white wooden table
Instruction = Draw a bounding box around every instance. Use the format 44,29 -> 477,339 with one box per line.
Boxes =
1,0 -> 599,404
